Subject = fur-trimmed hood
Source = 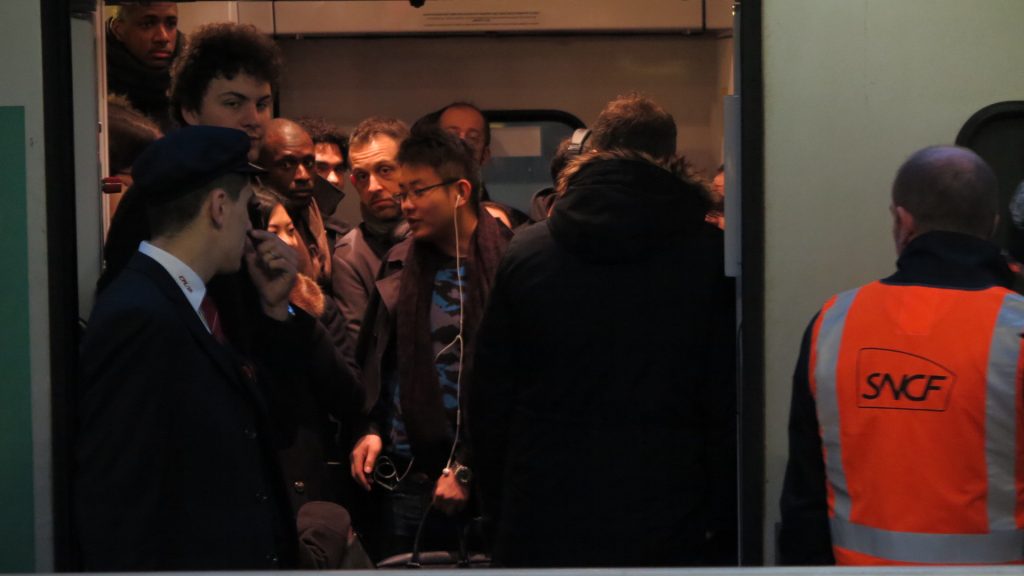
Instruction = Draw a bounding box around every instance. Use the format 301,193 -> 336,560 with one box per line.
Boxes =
289,273 -> 325,318
548,148 -> 710,263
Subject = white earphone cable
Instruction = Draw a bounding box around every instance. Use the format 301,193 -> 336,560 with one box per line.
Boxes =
435,192 -> 466,472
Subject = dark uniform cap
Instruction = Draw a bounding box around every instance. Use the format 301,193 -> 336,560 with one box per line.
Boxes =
131,125 -> 265,205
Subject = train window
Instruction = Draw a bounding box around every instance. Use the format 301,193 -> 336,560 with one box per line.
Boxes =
483,110 -> 585,214
955,101 -> 1024,253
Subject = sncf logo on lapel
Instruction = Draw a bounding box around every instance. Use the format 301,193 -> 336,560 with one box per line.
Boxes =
856,348 -> 956,412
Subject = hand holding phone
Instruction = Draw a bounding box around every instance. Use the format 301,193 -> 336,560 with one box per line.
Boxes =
248,201 -> 268,230
245,230 -> 296,321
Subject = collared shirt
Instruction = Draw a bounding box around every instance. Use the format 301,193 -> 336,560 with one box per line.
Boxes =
138,241 -> 210,332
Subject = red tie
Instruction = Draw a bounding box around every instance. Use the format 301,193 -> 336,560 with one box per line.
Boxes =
200,294 -> 228,345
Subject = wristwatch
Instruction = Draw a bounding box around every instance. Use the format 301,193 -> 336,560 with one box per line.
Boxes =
444,463 -> 473,486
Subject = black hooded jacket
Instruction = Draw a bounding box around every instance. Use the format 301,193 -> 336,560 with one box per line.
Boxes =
778,231 -> 1017,565
468,151 -> 737,567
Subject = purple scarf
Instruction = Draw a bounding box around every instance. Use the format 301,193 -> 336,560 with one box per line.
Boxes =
395,212 -> 511,471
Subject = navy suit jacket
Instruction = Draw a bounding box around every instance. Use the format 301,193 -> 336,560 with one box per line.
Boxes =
75,252 -> 294,570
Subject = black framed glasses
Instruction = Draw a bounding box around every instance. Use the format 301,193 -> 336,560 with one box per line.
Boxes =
393,179 -> 459,203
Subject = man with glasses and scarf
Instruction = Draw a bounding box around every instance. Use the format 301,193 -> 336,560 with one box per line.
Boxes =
349,128 -> 511,560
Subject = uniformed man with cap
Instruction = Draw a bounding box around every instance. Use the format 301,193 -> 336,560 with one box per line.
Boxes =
76,126 -> 305,570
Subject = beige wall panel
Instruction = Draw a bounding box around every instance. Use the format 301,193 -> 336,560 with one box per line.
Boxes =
763,0 -> 1024,562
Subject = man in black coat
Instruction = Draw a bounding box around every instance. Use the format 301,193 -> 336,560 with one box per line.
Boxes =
76,126 -> 307,570
106,2 -> 182,131
468,95 -> 738,567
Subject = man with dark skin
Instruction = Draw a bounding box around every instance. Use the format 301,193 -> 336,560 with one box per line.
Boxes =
106,2 -> 181,129
110,2 -> 178,69
261,119 -> 317,205
260,118 -> 333,285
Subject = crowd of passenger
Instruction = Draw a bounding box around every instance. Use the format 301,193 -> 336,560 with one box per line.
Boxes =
79,1 -> 1022,571
85,5 -> 736,570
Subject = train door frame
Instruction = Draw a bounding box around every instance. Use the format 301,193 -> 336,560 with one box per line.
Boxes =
38,0 -> 768,569
735,0 -> 766,565
42,0 -> 83,570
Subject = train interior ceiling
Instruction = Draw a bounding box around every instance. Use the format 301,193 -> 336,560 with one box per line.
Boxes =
97,0 -> 735,229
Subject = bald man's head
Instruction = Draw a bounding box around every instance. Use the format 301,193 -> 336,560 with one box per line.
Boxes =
263,118 -> 313,150
892,146 -> 998,240
260,118 -> 316,200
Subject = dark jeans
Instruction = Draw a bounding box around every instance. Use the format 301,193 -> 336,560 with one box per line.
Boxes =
370,470 -> 465,561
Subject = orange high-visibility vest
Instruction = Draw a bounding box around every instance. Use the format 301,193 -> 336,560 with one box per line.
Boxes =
810,281 -> 1024,565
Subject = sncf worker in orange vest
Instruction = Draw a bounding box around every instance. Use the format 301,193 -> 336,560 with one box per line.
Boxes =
780,146 -> 1024,566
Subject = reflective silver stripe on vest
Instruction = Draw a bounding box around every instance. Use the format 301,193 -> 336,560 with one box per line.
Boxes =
986,293 -> 1024,532
816,287 -> 1024,563
831,516 -> 1024,564
813,287 -> 860,519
